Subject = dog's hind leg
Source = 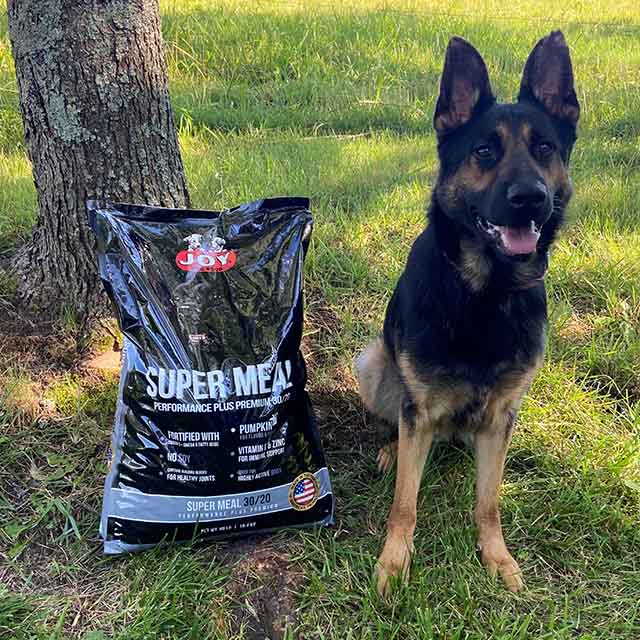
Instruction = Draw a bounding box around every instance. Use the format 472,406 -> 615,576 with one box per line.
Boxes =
355,336 -> 404,471
355,336 -> 404,425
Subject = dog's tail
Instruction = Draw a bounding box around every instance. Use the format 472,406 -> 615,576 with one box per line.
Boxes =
354,336 -> 404,441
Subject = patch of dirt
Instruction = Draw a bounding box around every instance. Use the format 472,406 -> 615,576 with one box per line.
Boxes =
0,308 -> 77,374
302,285 -> 343,374
2,542 -> 77,592
225,540 -> 306,640
0,284 -> 120,375
0,291 -> 121,438
556,313 -> 593,344
311,386 -> 376,454
82,349 -> 122,372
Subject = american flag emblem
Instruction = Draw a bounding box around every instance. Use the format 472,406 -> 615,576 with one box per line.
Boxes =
289,472 -> 319,511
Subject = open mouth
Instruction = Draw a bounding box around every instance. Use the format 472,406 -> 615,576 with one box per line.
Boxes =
476,217 -> 541,256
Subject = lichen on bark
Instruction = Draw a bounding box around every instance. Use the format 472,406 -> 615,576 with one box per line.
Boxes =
7,0 -> 190,322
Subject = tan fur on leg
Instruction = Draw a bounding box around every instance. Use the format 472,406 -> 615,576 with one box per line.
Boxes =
376,408 -> 434,596
473,364 -> 539,592
474,412 -> 523,592
377,441 -> 398,474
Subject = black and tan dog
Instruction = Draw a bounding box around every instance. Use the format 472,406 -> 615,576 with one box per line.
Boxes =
356,31 -> 579,594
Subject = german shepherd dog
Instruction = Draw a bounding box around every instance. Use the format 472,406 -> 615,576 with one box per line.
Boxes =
356,31 -> 579,595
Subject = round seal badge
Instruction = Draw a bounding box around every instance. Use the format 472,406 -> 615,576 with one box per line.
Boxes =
289,472 -> 319,511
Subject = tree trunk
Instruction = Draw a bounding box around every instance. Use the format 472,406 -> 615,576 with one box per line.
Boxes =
7,0 -> 190,322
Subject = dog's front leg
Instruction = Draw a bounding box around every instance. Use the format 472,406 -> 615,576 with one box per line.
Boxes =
376,399 -> 434,596
474,410 -> 523,592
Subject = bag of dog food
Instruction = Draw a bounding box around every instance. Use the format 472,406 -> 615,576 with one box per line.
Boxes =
88,198 -> 334,554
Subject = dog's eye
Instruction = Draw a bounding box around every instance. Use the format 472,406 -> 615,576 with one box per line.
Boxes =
536,142 -> 555,157
473,145 -> 494,160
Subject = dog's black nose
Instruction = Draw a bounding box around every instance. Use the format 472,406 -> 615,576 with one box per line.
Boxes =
506,182 -> 548,210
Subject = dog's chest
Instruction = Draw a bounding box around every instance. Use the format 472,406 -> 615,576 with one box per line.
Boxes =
430,364 -> 536,444
431,384 -> 491,444
389,253 -> 547,437
399,349 -> 541,444
447,292 -> 546,368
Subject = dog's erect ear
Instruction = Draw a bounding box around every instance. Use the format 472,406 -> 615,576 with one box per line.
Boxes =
433,37 -> 495,135
518,31 -> 580,126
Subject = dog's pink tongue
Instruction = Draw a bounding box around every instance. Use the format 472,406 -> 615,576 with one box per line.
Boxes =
497,225 -> 540,255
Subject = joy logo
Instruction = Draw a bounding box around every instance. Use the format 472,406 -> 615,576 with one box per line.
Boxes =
176,233 -> 237,272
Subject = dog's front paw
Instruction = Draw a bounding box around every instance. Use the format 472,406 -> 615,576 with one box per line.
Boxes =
479,541 -> 524,592
376,536 -> 412,596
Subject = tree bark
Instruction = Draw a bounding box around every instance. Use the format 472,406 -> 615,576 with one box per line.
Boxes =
7,0 -> 190,321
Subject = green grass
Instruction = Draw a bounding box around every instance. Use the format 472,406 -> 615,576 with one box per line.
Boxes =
1,0 -> 640,638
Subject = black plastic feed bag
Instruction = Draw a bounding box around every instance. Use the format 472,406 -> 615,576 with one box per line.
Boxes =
88,198 -> 334,554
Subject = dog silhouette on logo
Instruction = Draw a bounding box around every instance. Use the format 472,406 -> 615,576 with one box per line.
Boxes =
183,234 -> 204,251
210,236 -> 226,253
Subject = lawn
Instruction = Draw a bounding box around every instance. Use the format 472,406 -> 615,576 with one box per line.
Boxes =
1,1 -> 640,638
